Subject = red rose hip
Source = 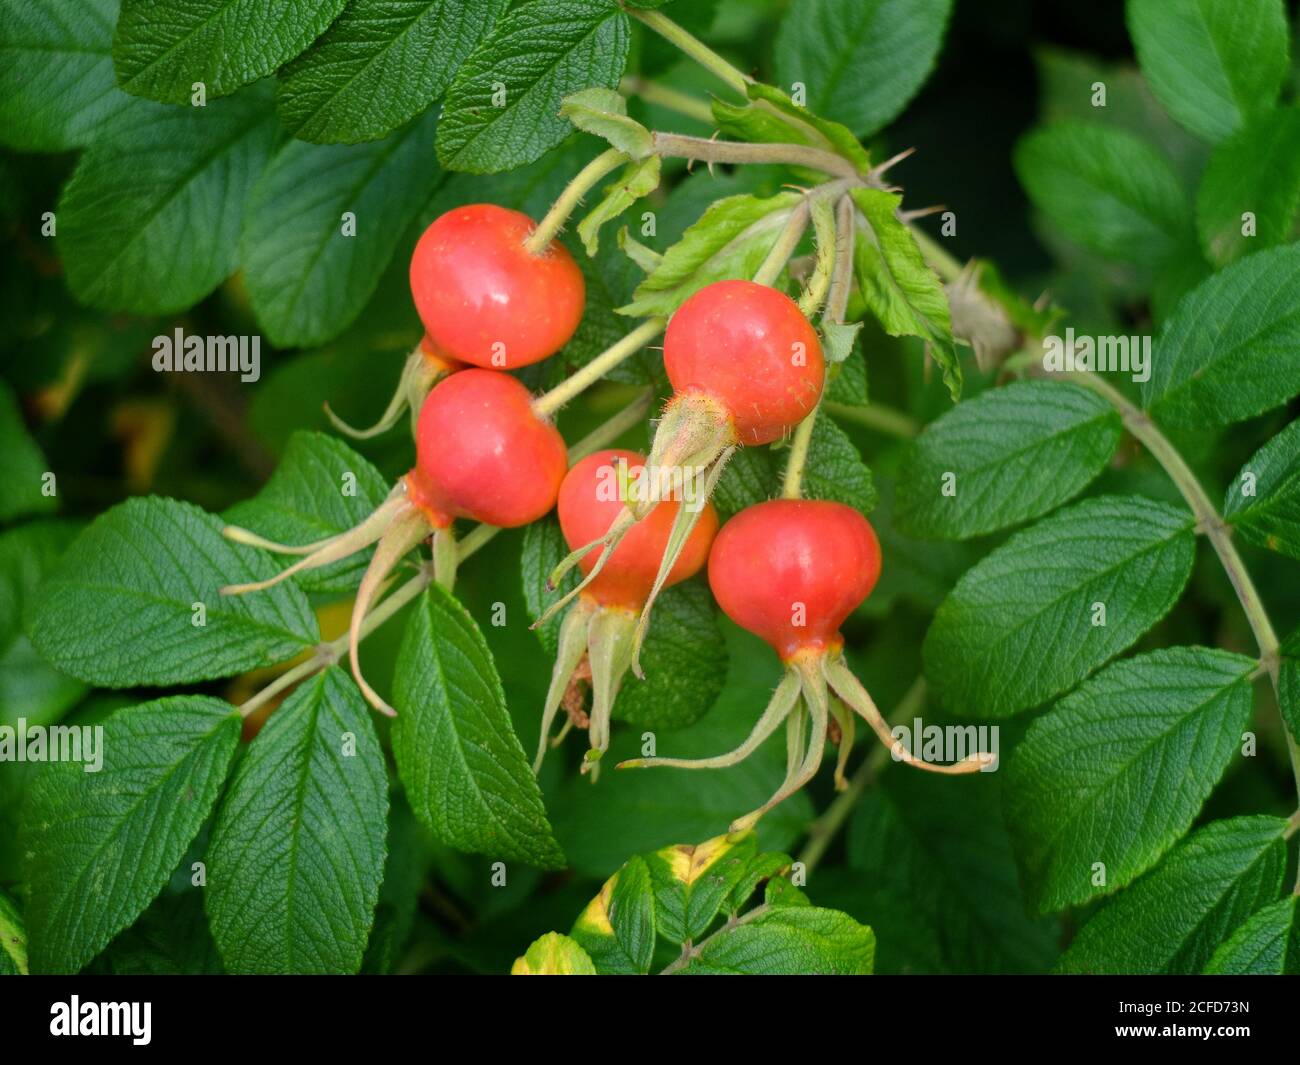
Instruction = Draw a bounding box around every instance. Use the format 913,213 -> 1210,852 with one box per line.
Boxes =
410,204 -> 585,370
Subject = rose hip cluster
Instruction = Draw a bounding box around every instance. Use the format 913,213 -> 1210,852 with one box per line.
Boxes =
223,202 -> 988,826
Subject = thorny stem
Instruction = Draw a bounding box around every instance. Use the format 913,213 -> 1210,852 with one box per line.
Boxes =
659,903 -> 772,975
1061,369 -> 1300,860
235,391 -> 655,721
532,319 -> 665,418
651,131 -> 861,180
798,677 -> 927,872
620,76 -> 714,125
523,147 -> 627,255
628,7 -> 751,99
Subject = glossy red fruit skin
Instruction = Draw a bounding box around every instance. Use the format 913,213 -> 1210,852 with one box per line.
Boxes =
558,449 -> 719,611
708,499 -> 880,660
663,279 -> 824,445
410,204 -> 585,370
407,369 -> 567,528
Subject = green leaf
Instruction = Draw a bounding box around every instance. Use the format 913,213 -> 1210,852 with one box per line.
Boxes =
826,347 -> 868,405
800,414 -> 877,514
682,906 -> 875,975
1006,647 -> 1256,914
21,696 -> 241,974
393,585 -> 564,869
569,854 -> 656,973
1203,895 -> 1300,974
1281,629 -> 1300,745
1013,121 -> 1191,267
57,88 -> 278,315
511,931 -> 597,974
206,669 -> 388,974
112,0 -> 347,105
277,0 -> 505,144
774,0 -> 952,138
1196,108 -> 1300,266
847,769 -> 1059,973
1127,0 -> 1290,143
0,380 -> 56,523
819,321 -> 862,366
1056,816 -> 1288,974
895,380 -> 1122,539
576,155 -> 661,256
617,190 -> 802,318
1142,244 -> 1300,428
0,889 -> 27,975
436,0 -> 630,174
0,0 -> 133,151
225,432 -> 392,596
241,109 -> 438,346
28,497 -> 319,688
521,517 -> 726,731
711,81 -> 872,175
639,833 -> 762,946
0,522 -> 85,729
924,495 -> 1196,718
850,187 -> 960,400
559,87 -> 653,159
1224,417 -> 1300,560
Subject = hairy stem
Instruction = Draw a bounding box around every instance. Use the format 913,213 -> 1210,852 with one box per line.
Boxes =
798,677 -> 927,872
753,200 -> 809,286
781,407 -> 817,500
825,196 -> 856,325
628,7 -> 751,98
1062,371 -> 1300,823
651,131 -> 862,181
531,319 -> 665,418
524,147 -> 628,254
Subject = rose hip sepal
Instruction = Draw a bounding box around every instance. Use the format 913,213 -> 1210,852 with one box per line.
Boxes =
324,334 -> 461,441
535,450 -> 718,779
410,204 -> 585,370
539,280 -> 823,655
619,499 -> 994,831
220,370 -> 566,715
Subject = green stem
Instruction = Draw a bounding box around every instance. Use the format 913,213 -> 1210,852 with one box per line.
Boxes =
911,224 -> 964,283
781,409 -> 817,499
798,677 -> 927,872
753,200 -> 809,286
523,147 -> 628,254
620,76 -> 714,125
659,903 -> 772,975
824,195 -> 856,324
824,400 -> 920,438
531,319 -> 665,417
628,7 -> 750,99
651,131 -> 861,180
1062,370 -> 1300,825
